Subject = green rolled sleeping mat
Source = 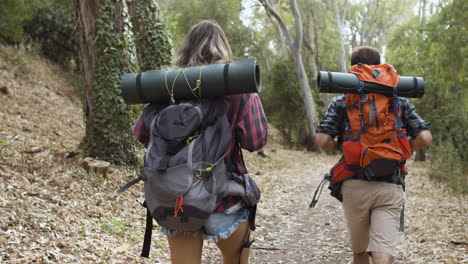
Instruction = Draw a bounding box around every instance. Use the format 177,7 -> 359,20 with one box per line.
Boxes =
317,71 -> 425,98
121,58 -> 261,104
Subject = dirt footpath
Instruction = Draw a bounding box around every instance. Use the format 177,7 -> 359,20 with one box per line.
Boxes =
0,45 -> 466,264
200,149 -> 467,264
200,150 -> 350,264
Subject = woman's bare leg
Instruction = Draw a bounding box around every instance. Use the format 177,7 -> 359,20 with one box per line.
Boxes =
215,221 -> 251,264
167,232 -> 204,264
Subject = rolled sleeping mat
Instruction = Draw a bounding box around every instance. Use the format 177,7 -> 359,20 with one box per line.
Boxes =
121,58 -> 261,104
317,71 -> 424,98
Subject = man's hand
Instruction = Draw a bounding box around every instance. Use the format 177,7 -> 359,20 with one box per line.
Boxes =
316,133 -> 338,152
410,130 -> 432,150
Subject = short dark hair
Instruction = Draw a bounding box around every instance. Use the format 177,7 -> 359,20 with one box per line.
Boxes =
350,46 -> 381,65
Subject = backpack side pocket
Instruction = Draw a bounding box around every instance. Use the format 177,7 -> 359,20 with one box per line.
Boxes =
343,139 -> 361,165
396,128 -> 412,159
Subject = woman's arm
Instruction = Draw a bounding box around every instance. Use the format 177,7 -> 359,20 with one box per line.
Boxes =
234,94 -> 268,152
133,115 -> 149,144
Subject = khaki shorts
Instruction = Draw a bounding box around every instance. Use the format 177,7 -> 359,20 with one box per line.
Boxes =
341,179 -> 405,256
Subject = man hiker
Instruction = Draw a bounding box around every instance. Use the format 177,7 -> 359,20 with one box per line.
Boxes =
315,46 -> 432,264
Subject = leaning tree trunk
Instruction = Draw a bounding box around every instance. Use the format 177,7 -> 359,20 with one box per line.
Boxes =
75,0 -> 140,166
292,49 -> 318,150
126,0 -> 172,71
259,0 -> 318,151
333,0 -> 349,73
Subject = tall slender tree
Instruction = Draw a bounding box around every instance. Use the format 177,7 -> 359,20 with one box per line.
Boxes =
332,0 -> 349,72
259,0 -> 318,151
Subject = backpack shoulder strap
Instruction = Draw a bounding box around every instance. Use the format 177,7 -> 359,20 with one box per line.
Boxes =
393,87 -> 402,130
141,207 -> 153,258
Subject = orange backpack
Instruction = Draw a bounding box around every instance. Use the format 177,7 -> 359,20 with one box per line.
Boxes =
333,63 -> 412,182
310,64 -> 413,208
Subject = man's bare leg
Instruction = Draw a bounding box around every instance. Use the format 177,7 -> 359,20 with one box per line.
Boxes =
352,251 -> 370,264
370,252 -> 393,264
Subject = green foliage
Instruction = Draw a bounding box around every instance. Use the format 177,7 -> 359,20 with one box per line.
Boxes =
23,0 -> 78,66
0,0 -> 41,42
84,0 -> 140,167
101,218 -> 126,234
263,58 -> 307,147
71,167 -> 88,179
347,0 -> 418,49
131,0 -> 172,71
159,0 -> 253,59
300,0 -> 341,72
387,0 -> 467,193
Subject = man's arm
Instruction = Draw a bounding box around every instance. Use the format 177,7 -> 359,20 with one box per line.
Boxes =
315,95 -> 346,152
400,98 -> 432,151
316,133 -> 338,152
410,130 -> 432,150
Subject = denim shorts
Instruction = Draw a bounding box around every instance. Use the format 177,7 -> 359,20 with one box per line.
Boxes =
160,204 -> 249,242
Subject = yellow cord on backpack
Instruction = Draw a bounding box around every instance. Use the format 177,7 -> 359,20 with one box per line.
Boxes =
165,66 -> 205,103
194,164 -> 214,179
164,69 -> 184,104
180,66 -> 204,100
193,66 -> 204,98
186,131 -> 200,144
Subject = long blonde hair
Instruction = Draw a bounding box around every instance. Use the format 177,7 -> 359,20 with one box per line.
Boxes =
173,20 -> 233,68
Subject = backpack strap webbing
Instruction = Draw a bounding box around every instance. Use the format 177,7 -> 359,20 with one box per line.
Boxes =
116,175 -> 144,194
238,227 -> 254,264
393,87 -> 402,130
399,204 -> 405,232
141,208 -> 153,258
136,73 -> 147,103
116,168 -> 145,194
223,63 -> 231,94
309,173 -> 331,208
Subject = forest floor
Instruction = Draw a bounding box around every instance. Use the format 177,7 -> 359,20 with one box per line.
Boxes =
0,45 -> 466,264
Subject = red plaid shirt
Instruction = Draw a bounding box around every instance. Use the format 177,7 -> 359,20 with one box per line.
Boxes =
133,93 -> 268,212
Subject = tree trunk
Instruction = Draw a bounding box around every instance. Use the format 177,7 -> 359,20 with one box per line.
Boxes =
418,0 -> 427,41
126,0 -> 172,71
333,0 -> 348,72
74,0 -> 140,166
74,0 -> 98,146
303,12 -> 317,84
259,0 -> 318,151
307,6 -> 330,107
292,49 -> 317,149
359,0 -> 373,46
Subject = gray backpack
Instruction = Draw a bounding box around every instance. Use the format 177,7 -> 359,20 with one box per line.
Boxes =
118,97 -> 260,258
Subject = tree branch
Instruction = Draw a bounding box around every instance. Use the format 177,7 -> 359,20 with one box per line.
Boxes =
289,0 -> 302,52
342,0 -> 349,25
258,0 -> 294,48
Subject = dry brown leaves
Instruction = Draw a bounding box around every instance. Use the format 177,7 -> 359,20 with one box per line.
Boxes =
0,45 -> 466,264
